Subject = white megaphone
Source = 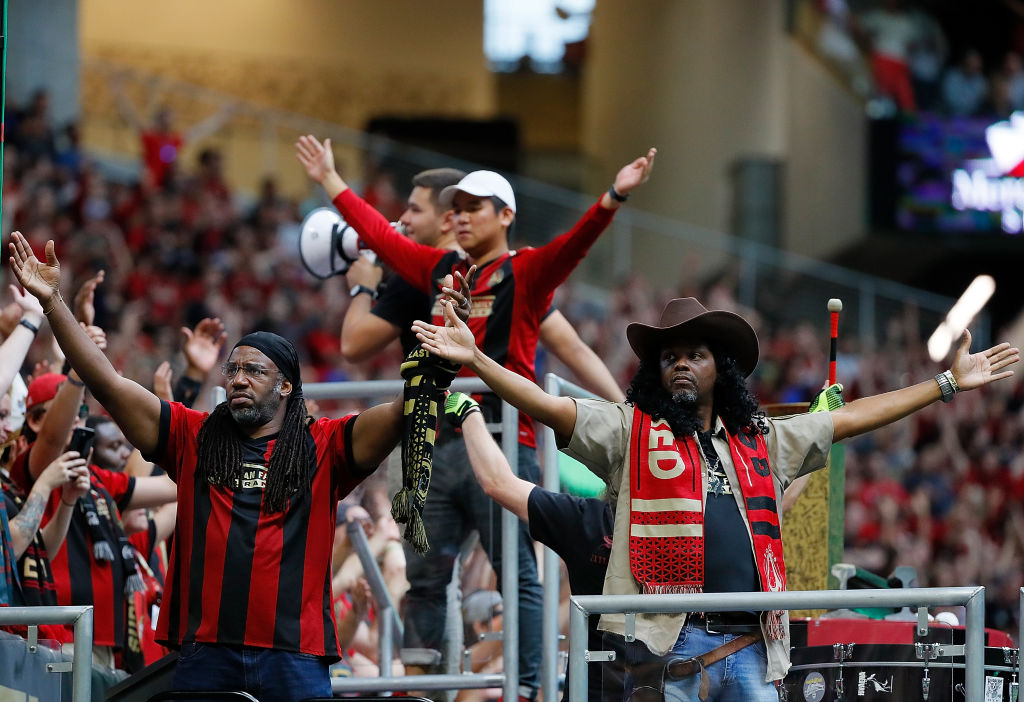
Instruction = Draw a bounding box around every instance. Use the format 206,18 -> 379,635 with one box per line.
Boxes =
298,207 -> 383,279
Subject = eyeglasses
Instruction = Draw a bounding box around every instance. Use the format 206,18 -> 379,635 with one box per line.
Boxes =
221,363 -> 274,380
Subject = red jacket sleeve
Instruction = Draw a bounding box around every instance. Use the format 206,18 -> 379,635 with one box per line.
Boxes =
514,199 -> 616,298
332,190 -> 445,294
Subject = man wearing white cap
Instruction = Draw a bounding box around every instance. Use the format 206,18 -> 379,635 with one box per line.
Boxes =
297,135 -> 654,699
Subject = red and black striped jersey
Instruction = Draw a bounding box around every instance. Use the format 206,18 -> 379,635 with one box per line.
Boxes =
43,465 -> 136,648
148,400 -> 366,660
333,189 -> 615,447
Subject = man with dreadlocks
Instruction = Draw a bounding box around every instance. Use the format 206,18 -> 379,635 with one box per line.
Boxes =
7,232 -> 417,702
413,296 -> 1019,702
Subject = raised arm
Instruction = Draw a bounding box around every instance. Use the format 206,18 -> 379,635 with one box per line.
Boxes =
539,311 -> 625,402
9,233 -> 163,454
27,368 -> 86,481
413,300 -> 578,439
183,103 -> 238,143
831,331 -> 1018,442
0,285 -> 44,397
295,135 -> 443,292
447,393 -> 533,522
340,258 -> 397,363
517,148 -> 656,295
10,452 -> 88,559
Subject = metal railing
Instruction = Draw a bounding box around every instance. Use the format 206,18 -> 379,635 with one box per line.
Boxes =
300,377 -> 519,702
0,604 -> 95,701
539,373 -> 600,702
567,587 -> 987,702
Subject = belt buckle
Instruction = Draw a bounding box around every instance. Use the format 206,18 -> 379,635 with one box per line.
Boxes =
700,613 -> 724,635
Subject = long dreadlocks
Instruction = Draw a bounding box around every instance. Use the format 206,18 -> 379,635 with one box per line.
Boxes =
625,344 -> 768,438
194,387 -> 314,514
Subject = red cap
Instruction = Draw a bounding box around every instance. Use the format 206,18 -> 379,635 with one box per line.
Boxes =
25,373 -> 67,411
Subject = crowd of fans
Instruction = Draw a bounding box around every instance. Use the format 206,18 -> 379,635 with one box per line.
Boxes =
1,87 -> 1022,692
814,0 -> 1024,118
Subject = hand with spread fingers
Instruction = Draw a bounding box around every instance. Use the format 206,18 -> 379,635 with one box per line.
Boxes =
8,232 -> 61,306
182,317 -> 227,377
295,134 -> 337,185
949,329 -> 1019,391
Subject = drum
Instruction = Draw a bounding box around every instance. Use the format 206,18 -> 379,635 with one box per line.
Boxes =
781,643 -> 1020,702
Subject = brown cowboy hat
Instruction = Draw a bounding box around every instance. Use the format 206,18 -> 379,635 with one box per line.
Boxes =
626,298 -> 759,376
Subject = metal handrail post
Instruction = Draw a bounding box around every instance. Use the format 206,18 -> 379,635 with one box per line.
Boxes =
965,587 -> 986,700
501,400 -> 520,702
568,587 -> 985,702
0,605 -> 94,701
378,605 -> 393,678
72,606 -> 94,702
541,373 -> 602,702
568,598 -> 589,702
541,374 -> 562,702
1019,587 -> 1024,648
346,520 -> 404,648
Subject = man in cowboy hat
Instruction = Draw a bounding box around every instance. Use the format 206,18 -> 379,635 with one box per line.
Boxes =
411,296 -> 1019,702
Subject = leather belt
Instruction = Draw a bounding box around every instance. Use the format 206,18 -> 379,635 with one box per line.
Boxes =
666,631 -> 763,701
690,611 -> 762,635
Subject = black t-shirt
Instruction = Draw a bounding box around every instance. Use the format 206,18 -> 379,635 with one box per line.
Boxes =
527,489 -> 612,595
698,431 -> 761,594
371,275 -> 428,356
527,488 -> 623,702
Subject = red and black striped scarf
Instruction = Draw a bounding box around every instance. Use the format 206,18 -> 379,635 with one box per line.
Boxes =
627,407 -> 787,639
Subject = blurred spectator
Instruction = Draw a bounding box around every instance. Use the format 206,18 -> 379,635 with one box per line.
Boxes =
853,0 -> 920,111
942,49 -> 990,116
993,52 -> 1024,115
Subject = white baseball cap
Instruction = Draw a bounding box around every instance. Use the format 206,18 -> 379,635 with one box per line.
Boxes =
439,170 -> 516,214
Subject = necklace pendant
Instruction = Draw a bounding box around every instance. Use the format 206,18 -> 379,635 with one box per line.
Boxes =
708,473 -> 726,496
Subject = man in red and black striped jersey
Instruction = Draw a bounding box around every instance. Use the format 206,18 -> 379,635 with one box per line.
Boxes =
298,135 -> 654,699
9,231 -> 408,702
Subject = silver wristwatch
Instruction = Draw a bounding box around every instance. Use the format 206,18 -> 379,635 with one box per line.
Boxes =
934,369 -> 959,403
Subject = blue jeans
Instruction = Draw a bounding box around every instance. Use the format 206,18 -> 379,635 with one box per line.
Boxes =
173,642 -> 331,702
624,623 -> 776,702
403,438 -> 543,698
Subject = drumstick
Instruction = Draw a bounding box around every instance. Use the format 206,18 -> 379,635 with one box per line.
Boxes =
827,298 -> 843,386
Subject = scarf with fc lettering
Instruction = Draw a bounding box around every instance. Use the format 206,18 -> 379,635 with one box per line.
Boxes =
627,407 -> 786,639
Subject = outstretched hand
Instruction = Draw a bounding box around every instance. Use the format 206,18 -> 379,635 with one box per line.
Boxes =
9,284 -> 43,318
295,135 -> 336,184
613,147 -> 657,196
412,299 -> 478,366
182,317 -> 227,375
153,361 -> 174,403
73,270 -> 105,325
8,232 -> 61,305
950,330 -> 1019,391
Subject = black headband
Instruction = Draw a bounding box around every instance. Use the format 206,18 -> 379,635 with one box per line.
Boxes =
233,331 -> 302,391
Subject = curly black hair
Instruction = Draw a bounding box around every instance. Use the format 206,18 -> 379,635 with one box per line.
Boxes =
625,344 -> 768,437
